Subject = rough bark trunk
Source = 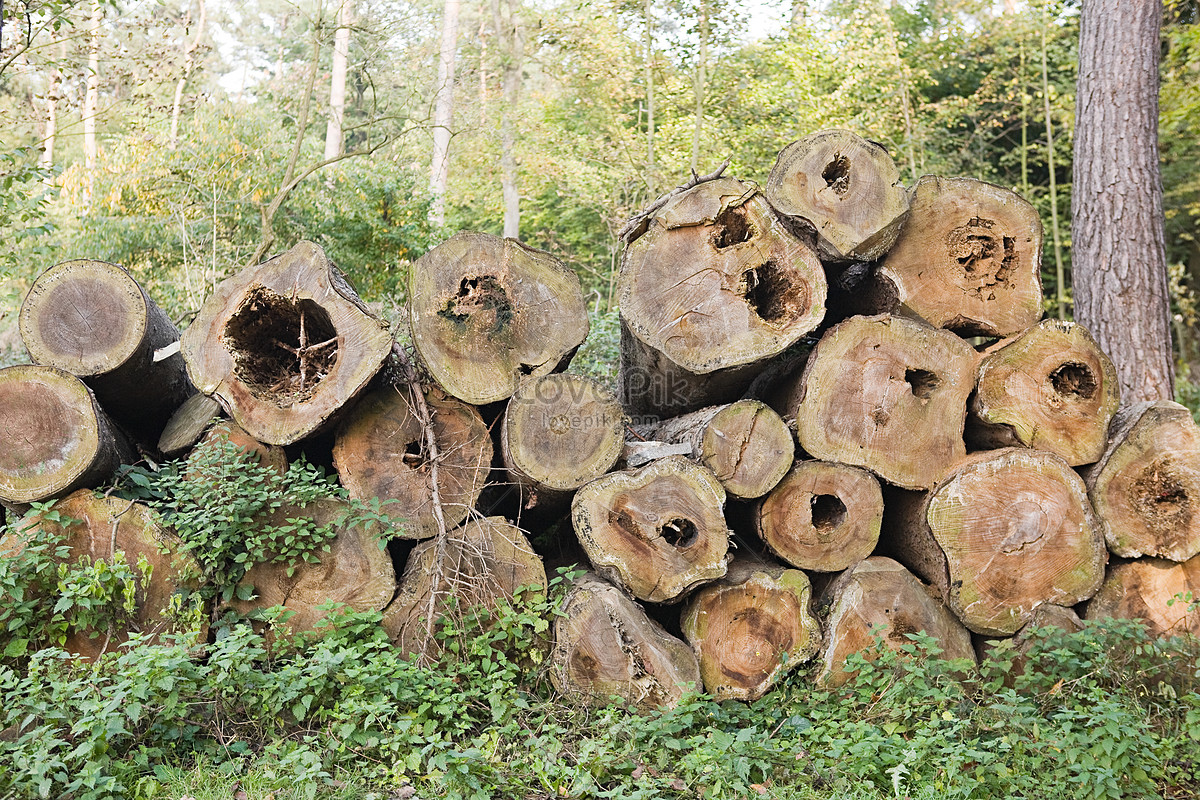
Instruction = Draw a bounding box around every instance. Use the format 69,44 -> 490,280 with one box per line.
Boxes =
323,0 -> 353,161
428,0 -> 460,227
1073,0 -> 1174,402
1085,555 -> 1200,638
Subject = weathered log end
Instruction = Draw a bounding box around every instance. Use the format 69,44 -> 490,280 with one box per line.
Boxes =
1085,556 -> 1200,638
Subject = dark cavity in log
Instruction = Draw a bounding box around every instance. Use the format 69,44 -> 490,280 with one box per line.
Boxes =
1050,362 -> 1097,400
662,517 -> 698,548
812,494 -> 847,532
741,261 -> 804,325
823,154 -> 851,195
905,368 -> 939,400
713,206 -> 754,249
438,275 -> 513,332
1132,461 -> 1192,528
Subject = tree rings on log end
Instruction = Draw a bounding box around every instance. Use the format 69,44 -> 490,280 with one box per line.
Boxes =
1085,555 -> 1200,638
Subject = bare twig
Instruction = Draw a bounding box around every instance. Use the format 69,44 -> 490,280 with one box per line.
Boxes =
617,158 -> 731,244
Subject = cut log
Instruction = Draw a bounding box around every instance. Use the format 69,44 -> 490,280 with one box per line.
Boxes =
228,497 -> 396,636
382,516 -> 547,659
618,177 -> 826,417
628,400 -> 793,499
680,558 -> 821,700
1081,401 -> 1200,562
877,176 -> 1043,338
333,384 -> 493,540
2,490 -> 203,659
817,556 -> 975,688
180,241 -> 393,445
790,314 -> 977,490
1085,555 -> 1200,638
764,129 -> 910,263
975,604 -> 1083,676
571,455 -> 729,604
188,419 -> 288,479
501,374 -> 625,509
968,319 -> 1120,466
886,448 -> 1106,636
409,232 -> 589,405
549,572 -> 700,710
19,259 -> 195,442
157,393 -> 222,456
0,365 -> 136,505
756,460 -> 883,572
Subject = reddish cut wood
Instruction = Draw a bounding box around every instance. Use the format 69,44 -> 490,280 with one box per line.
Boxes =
181,241 -> 393,445
878,176 -> 1043,338
1085,556 -> 1200,638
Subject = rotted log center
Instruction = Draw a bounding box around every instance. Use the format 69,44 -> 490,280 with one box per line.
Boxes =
438,275 -> 513,334
905,368 -> 940,400
1049,362 -> 1097,400
810,494 -> 847,532
946,216 -> 1017,285
1133,461 -> 1192,527
712,206 -> 754,249
822,154 -> 851,195
660,517 -> 699,548
225,286 -> 339,406
739,261 -> 806,325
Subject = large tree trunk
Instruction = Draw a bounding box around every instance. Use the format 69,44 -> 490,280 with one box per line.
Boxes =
968,319 -> 1120,466
1073,0 -> 1174,402
180,241 -> 393,445
0,366 -> 135,505
1085,555 -> 1200,638
680,558 -> 821,700
789,314 -> 977,490
571,455 -> 729,604
323,0 -> 353,161
549,572 -> 700,710
409,232 -> 588,405
1082,401 -> 1200,562
20,259 -> 195,443
428,0 -> 460,227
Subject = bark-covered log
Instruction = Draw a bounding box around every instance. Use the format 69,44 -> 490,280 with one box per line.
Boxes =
877,176 -> 1044,338
334,384 -> 493,539
756,460 -> 883,573
571,455 -> 729,604
764,129 -> 910,263
618,177 -> 826,417
157,393 -> 222,456
817,556 -> 975,687
181,241 -> 393,445
680,558 -> 821,700
0,365 -> 136,505
1082,401 -> 1200,562
1085,556 -> 1200,638
501,374 -> 625,509
1,490 -> 203,659
20,259 -> 195,442
628,400 -> 793,499
968,319 -> 1119,466
228,497 -> 396,637
382,516 -> 547,659
550,572 -> 700,710
886,449 -> 1106,636
790,314 -> 977,490
409,232 -> 589,405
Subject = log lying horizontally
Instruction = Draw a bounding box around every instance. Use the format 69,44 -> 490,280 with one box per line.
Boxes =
550,572 -> 700,710
409,232 -> 589,405
181,241 -> 393,445
1084,555 -> 1200,638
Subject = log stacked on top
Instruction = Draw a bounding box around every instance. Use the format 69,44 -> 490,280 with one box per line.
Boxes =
2,129 -> 1199,711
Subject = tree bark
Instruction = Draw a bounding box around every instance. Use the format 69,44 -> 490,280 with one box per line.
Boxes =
1073,0 -> 1174,403
571,455 -> 729,604
323,0 -> 353,161
549,572 -> 700,710
429,0 -> 460,227
1085,555 -> 1200,638
180,241 -> 393,445
409,232 -> 588,405
1081,401 -> 1200,562
680,558 -> 822,700
764,129 -> 910,263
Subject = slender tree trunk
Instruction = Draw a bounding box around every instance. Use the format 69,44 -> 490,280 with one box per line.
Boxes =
491,0 -> 525,239
82,0 -> 102,208
324,0 -> 353,161
429,0 -> 460,227
169,0 -> 207,151
1040,2 -> 1066,319
644,0 -> 655,195
689,0 -> 708,174
39,46 -> 64,172
1073,0 -> 1174,403
478,3 -> 488,126
1019,41 -> 1028,197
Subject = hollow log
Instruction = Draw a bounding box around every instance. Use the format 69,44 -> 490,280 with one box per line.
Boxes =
0,365 -> 136,505
1084,555 -> 1200,638
333,384 -> 493,540
1081,401 -> 1200,562
756,460 -> 883,573
790,314 -> 977,490
628,400 -> 793,500
157,393 -> 222,456
19,259 -> 195,443
409,232 -> 589,405
968,319 -> 1120,466
817,556 -> 975,688
618,177 -> 826,417
228,497 -> 396,636
571,455 -> 729,604
886,448 -> 1106,636
382,516 -> 547,659
501,374 -> 625,510
764,129 -> 910,263
877,176 -> 1044,338
180,241 -> 393,446
2,490 -> 203,659
549,572 -> 700,710
680,558 -> 821,700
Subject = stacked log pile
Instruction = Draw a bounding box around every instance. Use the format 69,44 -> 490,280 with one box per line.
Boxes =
3,129 -> 1199,708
